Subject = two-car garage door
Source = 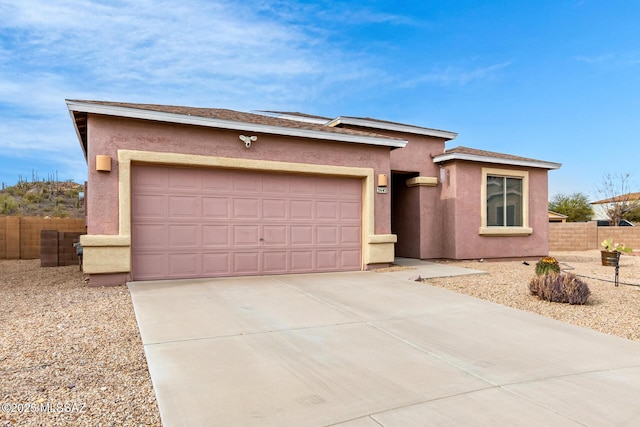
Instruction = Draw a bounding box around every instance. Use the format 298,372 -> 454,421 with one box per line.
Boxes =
131,165 -> 362,281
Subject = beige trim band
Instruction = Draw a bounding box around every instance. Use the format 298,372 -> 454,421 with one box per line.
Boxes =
82,149 -> 396,275
406,177 -> 438,187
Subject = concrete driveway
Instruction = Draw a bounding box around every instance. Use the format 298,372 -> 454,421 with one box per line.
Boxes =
129,263 -> 640,426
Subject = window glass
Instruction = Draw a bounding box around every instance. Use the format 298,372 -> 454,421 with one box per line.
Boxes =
486,175 -> 523,227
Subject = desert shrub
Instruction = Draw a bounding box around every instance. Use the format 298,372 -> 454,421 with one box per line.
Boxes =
0,194 -> 18,214
53,205 -> 69,218
535,256 -> 560,275
24,191 -> 43,203
6,185 -> 26,197
529,273 -> 590,305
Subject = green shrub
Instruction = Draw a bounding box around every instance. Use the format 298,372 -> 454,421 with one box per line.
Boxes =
529,273 -> 590,305
0,194 -> 18,214
24,192 -> 43,204
535,256 -> 561,275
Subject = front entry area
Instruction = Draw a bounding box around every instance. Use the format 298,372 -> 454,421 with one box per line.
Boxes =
130,164 -> 363,280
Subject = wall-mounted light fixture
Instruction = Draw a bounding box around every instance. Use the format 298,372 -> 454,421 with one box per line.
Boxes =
95,155 -> 112,172
376,174 -> 388,194
239,135 -> 257,148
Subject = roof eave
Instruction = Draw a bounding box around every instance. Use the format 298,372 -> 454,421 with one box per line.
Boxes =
433,152 -> 562,170
66,100 -> 407,149
327,116 -> 458,140
68,108 -> 88,161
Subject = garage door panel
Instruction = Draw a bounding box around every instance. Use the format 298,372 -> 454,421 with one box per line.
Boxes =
233,198 -> 260,219
316,179 -> 339,196
341,226 -> 361,245
290,200 -> 313,220
263,199 -> 287,220
169,224 -> 200,247
290,176 -> 315,195
133,224 -> 167,247
169,196 -> 200,218
132,165 -> 362,280
169,253 -> 200,276
233,226 -> 260,245
202,197 -> 230,219
169,168 -> 201,190
133,166 -> 168,188
316,201 -> 339,220
233,253 -> 260,274
317,251 -> 338,269
291,225 -> 313,245
341,250 -> 361,268
290,251 -> 313,271
133,195 -> 166,218
135,254 -> 167,279
341,201 -> 361,221
317,226 -> 338,245
203,253 -> 231,274
202,225 -> 230,247
263,225 -> 287,245
263,252 -> 287,273
339,179 -> 362,198
199,168 -> 226,187
261,175 -> 289,194
233,174 -> 262,193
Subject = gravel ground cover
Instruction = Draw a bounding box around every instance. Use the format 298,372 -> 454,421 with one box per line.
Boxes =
424,250 -> 640,341
0,260 -> 161,427
2,251 -> 639,426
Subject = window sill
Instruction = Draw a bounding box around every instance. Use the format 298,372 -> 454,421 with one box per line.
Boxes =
479,227 -> 533,236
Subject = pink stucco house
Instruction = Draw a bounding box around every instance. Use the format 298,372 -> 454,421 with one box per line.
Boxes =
67,100 -> 561,285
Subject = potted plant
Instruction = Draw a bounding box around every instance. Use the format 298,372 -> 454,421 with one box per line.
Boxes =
600,238 -> 632,266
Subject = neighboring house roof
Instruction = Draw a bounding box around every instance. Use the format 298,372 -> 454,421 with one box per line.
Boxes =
255,111 -> 333,125
548,211 -> 568,222
590,192 -> 640,205
66,100 -> 408,158
433,146 -> 562,170
327,116 -> 458,140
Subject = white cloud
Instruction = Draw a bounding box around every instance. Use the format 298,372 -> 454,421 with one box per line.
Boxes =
402,61 -> 512,87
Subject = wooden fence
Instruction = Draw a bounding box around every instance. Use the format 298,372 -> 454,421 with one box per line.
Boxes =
0,216 -> 86,260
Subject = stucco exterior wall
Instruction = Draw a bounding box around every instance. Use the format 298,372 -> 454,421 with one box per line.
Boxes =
389,134 -> 446,176
440,161 -> 550,260
82,114 -> 397,280
86,115 -> 393,236
348,128 -> 448,260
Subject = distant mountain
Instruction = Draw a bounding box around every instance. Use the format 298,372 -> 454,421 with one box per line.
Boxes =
0,180 -> 84,218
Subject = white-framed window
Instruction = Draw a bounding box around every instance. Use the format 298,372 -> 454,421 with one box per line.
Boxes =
480,167 -> 532,236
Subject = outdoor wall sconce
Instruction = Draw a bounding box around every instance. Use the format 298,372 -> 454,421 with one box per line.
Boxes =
95,155 -> 111,172
376,174 -> 388,194
239,135 -> 257,148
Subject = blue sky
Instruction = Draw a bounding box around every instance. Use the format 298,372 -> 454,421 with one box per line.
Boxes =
1,1 -> 639,200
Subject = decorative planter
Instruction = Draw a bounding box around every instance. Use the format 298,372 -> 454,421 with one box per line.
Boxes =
601,250 -> 620,267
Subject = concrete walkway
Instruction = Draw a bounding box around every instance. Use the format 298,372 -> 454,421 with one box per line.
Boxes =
129,262 -> 640,426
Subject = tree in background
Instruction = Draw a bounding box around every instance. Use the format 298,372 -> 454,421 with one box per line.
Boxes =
593,172 -> 640,226
548,193 -> 593,222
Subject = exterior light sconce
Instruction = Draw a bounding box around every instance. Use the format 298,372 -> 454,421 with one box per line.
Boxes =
377,174 -> 388,194
95,155 -> 112,172
239,135 -> 257,148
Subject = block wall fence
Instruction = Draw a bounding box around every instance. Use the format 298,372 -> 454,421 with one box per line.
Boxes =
0,216 -> 86,260
549,222 -> 640,251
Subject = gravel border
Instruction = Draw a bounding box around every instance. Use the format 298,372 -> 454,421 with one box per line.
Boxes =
0,260 -> 161,427
422,250 -> 640,341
